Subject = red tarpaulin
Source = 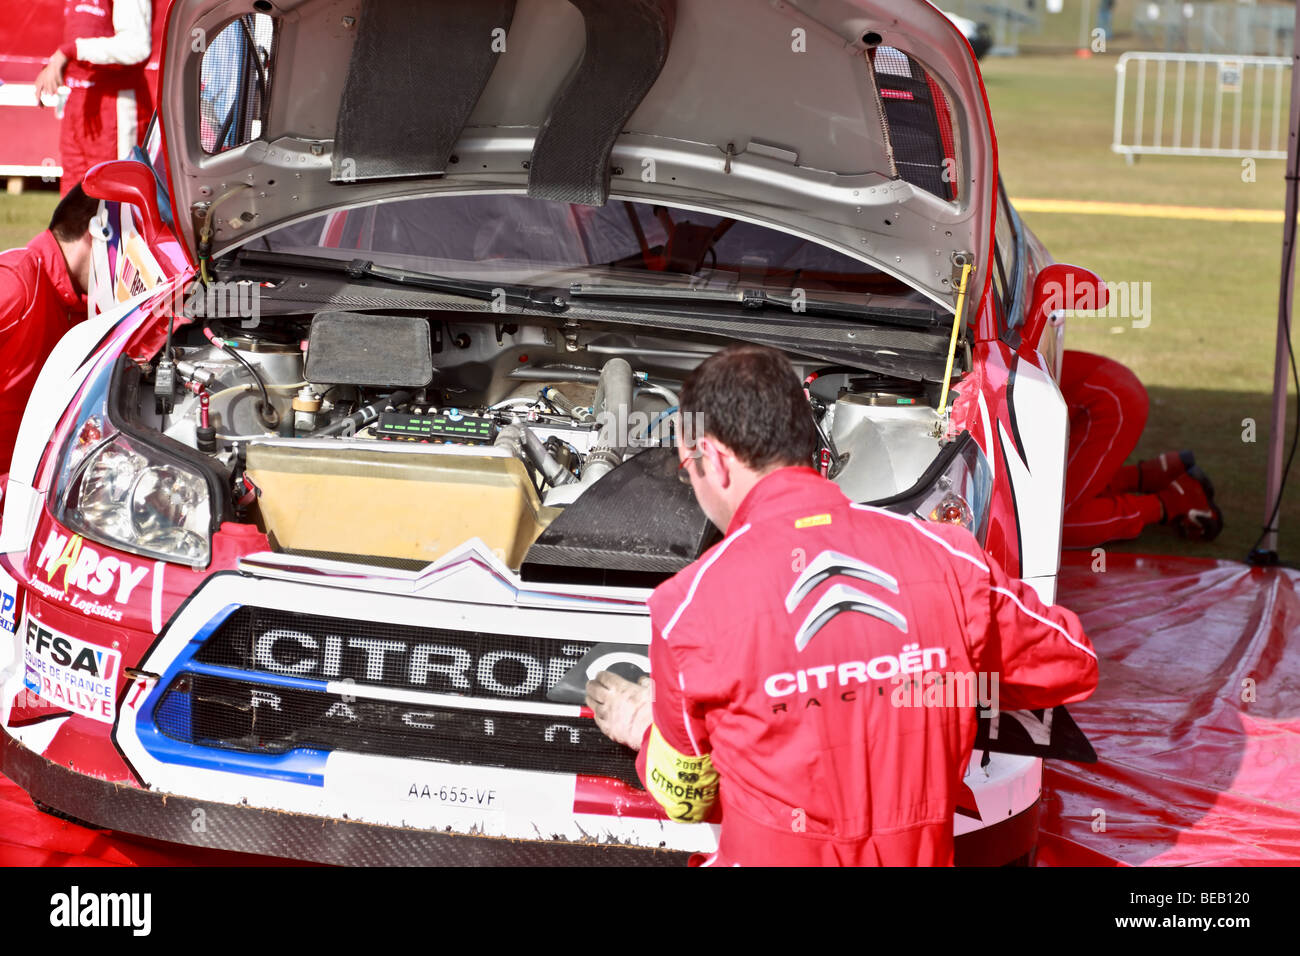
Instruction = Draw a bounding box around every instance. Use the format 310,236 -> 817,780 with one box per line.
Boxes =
2,549 -> 1298,866
1039,550 -> 1300,866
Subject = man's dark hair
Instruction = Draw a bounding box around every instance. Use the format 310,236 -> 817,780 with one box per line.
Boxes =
679,344 -> 820,471
49,184 -> 99,242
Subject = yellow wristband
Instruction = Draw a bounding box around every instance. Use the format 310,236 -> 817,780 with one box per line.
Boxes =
644,724 -> 719,823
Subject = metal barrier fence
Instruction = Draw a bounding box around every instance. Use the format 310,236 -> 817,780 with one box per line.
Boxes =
1112,51 -> 1291,162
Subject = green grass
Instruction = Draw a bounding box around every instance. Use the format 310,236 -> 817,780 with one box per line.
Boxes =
0,188 -> 58,252
984,53 -> 1300,562
2,48 -> 1297,563
987,54 -> 1286,207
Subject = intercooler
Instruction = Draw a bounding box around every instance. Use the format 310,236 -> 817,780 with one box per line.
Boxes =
245,439 -> 558,567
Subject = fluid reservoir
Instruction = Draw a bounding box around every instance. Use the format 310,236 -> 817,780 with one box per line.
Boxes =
830,390 -> 942,503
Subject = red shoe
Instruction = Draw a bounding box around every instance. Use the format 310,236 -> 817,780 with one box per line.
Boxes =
1138,450 -> 1195,492
1157,467 -> 1223,541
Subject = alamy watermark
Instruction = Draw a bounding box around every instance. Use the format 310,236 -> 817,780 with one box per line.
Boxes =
50,886 -> 151,936
1042,275 -> 1152,329
144,280 -> 261,328
891,668 -> 1000,718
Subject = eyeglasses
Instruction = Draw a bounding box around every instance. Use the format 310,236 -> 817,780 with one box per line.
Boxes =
677,453 -> 699,485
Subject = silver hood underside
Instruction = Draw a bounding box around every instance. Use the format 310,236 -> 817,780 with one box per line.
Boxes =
161,0 -> 995,309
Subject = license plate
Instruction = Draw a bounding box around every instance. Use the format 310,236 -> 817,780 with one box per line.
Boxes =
325,753 -> 576,822
404,781 -> 500,810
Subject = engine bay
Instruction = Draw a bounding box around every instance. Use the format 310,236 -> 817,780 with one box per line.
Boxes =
127,309 -> 948,576
155,313 -> 694,504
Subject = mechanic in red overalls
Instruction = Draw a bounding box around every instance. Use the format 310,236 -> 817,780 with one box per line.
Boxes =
33,0 -> 153,196
586,345 -> 1099,866
0,185 -> 98,474
1060,350 -> 1221,548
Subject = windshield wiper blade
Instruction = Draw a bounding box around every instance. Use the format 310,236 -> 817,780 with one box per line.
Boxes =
235,250 -> 571,313
567,282 -> 943,330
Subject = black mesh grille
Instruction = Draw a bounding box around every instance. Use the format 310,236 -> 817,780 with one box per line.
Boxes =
199,14 -> 278,154
161,675 -> 639,787
196,607 -> 598,704
872,47 -> 954,201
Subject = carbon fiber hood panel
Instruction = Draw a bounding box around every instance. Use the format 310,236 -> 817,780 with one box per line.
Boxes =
521,447 -> 720,586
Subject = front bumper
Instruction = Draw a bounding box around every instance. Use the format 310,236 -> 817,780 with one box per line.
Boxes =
3,540 -> 1043,866
3,729 -> 1039,865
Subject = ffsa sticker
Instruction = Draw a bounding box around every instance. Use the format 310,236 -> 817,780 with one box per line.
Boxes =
22,613 -> 121,723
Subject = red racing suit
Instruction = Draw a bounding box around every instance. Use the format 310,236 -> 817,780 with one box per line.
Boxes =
56,0 -> 153,194
1059,351 -> 1160,548
637,466 -> 1099,866
0,230 -> 88,474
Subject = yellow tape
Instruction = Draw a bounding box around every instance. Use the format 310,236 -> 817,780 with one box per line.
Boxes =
644,725 -> 719,823
1010,197 -> 1282,224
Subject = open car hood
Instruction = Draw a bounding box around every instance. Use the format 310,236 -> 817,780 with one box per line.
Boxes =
160,0 -> 995,310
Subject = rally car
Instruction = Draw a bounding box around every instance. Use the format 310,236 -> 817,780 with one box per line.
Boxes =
0,0 -> 1098,865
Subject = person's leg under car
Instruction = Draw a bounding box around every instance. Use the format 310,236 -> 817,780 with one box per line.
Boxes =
1059,351 -> 1221,546
1059,351 -> 1157,548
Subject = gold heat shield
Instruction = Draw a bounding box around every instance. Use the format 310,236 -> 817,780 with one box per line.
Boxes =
245,442 -> 558,567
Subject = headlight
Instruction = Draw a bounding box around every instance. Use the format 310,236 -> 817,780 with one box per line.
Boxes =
54,361 -> 213,566
71,436 -> 211,563
876,433 -> 993,545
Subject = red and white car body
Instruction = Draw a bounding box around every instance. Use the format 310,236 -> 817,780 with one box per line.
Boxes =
0,0 -> 1099,864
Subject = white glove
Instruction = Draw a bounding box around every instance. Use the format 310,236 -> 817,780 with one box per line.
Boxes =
585,671 -> 654,750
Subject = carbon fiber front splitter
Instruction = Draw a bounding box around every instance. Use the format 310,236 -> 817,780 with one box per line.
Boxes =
0,731 -> 690,866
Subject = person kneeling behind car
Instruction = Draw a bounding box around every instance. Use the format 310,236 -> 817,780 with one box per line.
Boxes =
586,344 -> 1100,866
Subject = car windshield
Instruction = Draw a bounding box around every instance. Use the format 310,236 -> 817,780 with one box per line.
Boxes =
252,194 -> 930,310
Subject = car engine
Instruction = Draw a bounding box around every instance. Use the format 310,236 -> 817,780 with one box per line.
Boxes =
136,311 -> 946,578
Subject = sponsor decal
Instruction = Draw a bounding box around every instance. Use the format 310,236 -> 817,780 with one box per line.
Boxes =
112,209 -> 164,306
794,513 -> 832,529
764,645 -> 950,713
792,584 -> 909,650
22,613 -> 121,723
765,645 -> 949,697
545,642 -> 650,704
785,551 -> 900,611
784,552 -> 907,651
644,725 -> 718,822
0,588 -> 16,633
0,566 -> 21,675
254,627 -> 588,700
30,529 -> 156,623
236,687 -> 595,758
